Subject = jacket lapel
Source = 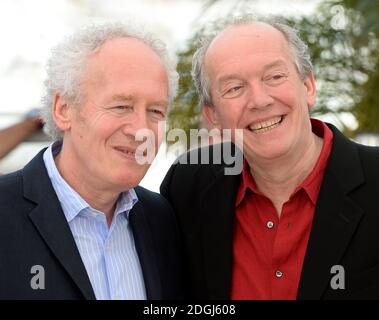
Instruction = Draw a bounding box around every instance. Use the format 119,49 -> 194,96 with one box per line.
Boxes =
200,164 -> 241,299
23,150 -> 96,300
298,125 -> 365,299
129,194 -> 162,300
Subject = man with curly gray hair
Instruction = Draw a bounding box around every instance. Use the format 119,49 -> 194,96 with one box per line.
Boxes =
0,22 -> 185,300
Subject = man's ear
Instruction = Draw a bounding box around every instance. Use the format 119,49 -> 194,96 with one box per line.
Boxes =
52,94 -> 73,132
304,71 -> 317,109
202,104 -> 221,129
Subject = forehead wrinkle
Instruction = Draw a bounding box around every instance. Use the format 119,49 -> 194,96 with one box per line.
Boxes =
151,100 -> 169,108
218,74 -> 243,83
262,59 -> 289,71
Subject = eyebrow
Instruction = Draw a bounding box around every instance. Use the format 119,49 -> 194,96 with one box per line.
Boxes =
106,94 -> 168,108
262,59 -> 288,72
152,100 -> 169,108
218,74 -> 242,85
218,59 -> 289,84
108,94 -> 134,102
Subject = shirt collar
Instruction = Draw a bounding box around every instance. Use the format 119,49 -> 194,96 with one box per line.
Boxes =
114,188 -> 138,220
236,118 -> 334,207
236,159 -> 259,207
43,141 -> 138,223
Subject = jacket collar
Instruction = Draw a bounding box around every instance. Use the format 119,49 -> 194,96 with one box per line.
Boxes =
129,188 -> 163,300
199,123 -> 365,299
22,148 -> 96,300
22,150 -> 163,300
297,124 -> 365,299
199,144 -> 242,299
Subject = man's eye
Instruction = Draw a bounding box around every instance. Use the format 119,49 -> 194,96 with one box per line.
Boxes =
115,105 -> 131,109
266,73 -> 288,84
149,109 -> 166,119
222,85 -> 243,98
111,105 -> 133,112
272,74 -> 285,80
227,86 -> 242,93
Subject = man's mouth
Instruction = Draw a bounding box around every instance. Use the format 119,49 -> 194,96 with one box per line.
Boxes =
114,146 -> 135,155
247,115 -> 284,133
113,146 -> 144,160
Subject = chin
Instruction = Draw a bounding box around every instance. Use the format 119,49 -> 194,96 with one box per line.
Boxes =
110,171 -> 146,190
245,143 -> 290,161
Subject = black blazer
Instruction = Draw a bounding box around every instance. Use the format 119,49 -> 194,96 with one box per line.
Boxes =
0,149 -> 185,300
161,123 -> 379,300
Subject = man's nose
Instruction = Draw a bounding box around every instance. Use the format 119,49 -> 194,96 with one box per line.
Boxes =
122,108 -> 149,136
246,82 -> 274,110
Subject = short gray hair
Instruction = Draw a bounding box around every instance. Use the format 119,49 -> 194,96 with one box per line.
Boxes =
192,15 -> 313,107
41,22 -> 179,141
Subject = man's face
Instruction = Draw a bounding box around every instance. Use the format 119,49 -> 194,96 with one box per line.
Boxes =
204,23 -> 316,163
62,37 -> 168,192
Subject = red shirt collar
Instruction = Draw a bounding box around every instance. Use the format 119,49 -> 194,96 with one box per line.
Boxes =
236,118 -> 334,206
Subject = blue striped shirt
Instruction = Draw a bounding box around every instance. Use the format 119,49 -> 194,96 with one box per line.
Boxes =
43,142 -> 146,300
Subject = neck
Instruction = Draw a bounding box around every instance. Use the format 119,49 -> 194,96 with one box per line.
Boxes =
54,141 -> 119,226
246,132 -> 323,216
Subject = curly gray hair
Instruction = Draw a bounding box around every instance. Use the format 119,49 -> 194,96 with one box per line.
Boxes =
41,22 -> 179,141
192,15 -> 313,107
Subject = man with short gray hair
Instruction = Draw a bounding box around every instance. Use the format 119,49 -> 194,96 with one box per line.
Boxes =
0,22 -> 185,300
161,16 -> 379,300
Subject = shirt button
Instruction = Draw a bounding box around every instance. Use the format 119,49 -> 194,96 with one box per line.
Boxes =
275,270 -> 283,278
267,221 -> 274,229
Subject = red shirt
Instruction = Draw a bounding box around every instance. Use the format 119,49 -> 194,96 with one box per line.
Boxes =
231,119 -> 333,300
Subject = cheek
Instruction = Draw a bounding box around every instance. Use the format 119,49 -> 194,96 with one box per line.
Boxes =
274,87 -> 297,108
216,105 -> 241,129
91,116 -> 123,141
291,84 -> 311,110
88,111 -> 116,131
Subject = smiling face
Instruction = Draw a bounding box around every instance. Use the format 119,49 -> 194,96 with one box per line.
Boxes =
55,37 -> 168,193
203,22 -> 316,163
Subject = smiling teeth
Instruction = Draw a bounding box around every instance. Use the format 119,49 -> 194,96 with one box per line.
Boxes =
249,116 -> 283,133
116,148 -> 135,156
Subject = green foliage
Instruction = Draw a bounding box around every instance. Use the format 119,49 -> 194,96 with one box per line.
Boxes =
168,45 -> 200,148
337,0 -> 379,134
353,62 -> 379,133
291,0 -> 379,134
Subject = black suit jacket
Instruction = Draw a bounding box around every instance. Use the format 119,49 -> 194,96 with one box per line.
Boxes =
161,123 -> 379,300
0,149 -> 185,300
